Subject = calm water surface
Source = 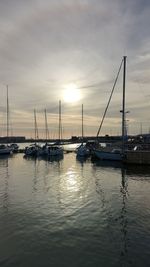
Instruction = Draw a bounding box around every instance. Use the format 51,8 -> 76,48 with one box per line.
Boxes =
0,149 -> 150,267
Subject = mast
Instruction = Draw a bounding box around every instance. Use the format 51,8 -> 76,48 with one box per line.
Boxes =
34,109 -> 38,143
44,109 -> 49,141
81,104 -> 84,144
6,85 -> 9,144
122,56 -> 127,154
96,59 -> 123,138
58,100 -> 61,143
34,109 -> 36,142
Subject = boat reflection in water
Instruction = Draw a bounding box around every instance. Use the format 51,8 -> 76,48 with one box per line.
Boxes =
47,154 -> 64,162
0,152 -> 150,266
92,158 -> 149,265
91,156 -> 123,169
24,152 -> 63,163
92,156 -> 150,179
76,154 -> 89,165
119,168 -> 129,264
0,156 -> 9,210
125,164 -> 150,178
91,157 -> 130,265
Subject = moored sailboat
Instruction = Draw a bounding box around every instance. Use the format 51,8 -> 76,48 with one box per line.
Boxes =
0,144 -> 12,155
76,104 -> 90,157
93,56 -> 127,161
37,109 -> 50,156
0,86 -> 13,155
46,100 -> 63,157
24,109 -> 40,157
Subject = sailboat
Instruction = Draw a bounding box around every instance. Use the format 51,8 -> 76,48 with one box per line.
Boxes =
24,109 -> 40,156
7,86 -> 19,153
76,104 -> 90,157
94,56 -> 127,161
37,109 -> 50,156
0,86 -> 12,155
46,100 -> 63,157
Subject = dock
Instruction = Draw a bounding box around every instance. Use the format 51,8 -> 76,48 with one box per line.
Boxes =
125,150 -> 150,165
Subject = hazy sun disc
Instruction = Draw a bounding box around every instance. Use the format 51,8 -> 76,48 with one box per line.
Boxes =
63,83 -> 81,103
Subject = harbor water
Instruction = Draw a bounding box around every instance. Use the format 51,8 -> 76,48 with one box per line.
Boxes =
0,147 -> 150,267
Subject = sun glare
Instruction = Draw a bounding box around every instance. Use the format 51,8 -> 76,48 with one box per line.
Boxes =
63,83 -> 81,103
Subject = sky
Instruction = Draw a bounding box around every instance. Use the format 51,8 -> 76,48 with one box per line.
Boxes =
0,0 -> 150,138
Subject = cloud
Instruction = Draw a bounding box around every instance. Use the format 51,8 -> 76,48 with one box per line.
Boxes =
0,0 -> 150,137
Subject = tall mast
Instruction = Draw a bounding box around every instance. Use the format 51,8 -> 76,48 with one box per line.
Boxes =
44,109 -> 49,141
59,100 -> 61,142
6,85 -> 9,143
34,109 -> 38,143
34,109 -> 36,142
96,59 -> 123,138
122,56 -> 127,154
82,104 -> 84,143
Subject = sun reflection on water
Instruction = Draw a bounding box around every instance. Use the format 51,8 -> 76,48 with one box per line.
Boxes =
61,169 -> 80,193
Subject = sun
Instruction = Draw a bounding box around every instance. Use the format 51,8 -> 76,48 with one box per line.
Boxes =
63,83 -> 81,103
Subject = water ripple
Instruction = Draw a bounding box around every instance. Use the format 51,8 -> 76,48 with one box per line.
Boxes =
0,152 -> 150,266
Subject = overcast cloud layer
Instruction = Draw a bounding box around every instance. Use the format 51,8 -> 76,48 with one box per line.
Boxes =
0,0 -> 150,137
